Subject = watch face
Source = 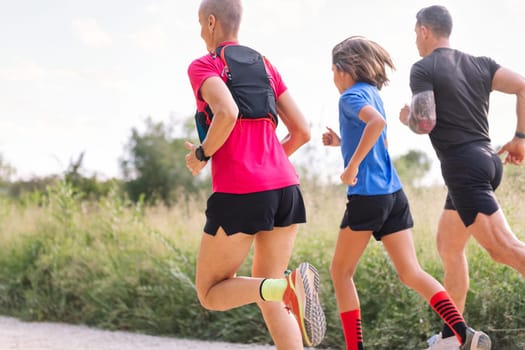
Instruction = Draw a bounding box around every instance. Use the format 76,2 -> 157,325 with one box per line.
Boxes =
196,146 -> 208,161
195,147 -> 203,161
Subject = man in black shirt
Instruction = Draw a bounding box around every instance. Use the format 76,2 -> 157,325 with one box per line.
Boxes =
400,5 -> 525,350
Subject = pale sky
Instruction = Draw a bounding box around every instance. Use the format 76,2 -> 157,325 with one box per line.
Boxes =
1,0 -> 524,181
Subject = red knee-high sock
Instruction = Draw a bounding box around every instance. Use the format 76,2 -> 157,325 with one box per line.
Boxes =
430,291 -> 467,344
340,309 -> 364,350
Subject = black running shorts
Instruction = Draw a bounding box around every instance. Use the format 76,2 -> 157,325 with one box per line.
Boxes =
440,142 -> 502,227
340,189 -> 414,241
203,185 -> 306,236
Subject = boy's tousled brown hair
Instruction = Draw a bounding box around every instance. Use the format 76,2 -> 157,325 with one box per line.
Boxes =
332,36 -> 395,90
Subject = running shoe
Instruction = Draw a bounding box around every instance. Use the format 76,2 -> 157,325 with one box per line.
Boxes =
282,262 -> 326,347
425,332 -> 460,350
459,328 -> 492,350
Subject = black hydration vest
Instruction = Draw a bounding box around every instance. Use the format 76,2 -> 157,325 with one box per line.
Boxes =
195,45 -> 278,142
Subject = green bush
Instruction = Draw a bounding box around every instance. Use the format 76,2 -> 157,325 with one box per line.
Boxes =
0,178 -> 524,349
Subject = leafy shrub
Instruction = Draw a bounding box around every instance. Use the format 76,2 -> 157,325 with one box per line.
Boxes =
0,176 -> 524,349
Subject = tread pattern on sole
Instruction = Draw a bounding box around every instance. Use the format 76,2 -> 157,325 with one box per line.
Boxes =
299,262 -> 326,347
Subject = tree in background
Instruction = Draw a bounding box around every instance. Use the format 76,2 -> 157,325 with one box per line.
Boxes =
120,117 -> 205,205
393,149 -> 432,187
64,152 -> 117,200
0,151 -> 117,203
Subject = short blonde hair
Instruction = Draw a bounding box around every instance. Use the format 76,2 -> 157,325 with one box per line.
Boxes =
332,36 -> 394,90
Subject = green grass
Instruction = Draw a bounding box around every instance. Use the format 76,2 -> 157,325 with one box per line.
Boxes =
0,177 -> 524,349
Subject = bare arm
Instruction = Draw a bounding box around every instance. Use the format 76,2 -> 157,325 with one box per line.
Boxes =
276,90 -> 311,156
350,105 -> 387,166
185,76 -> 238,175
492,67 -> 525,164
400,90 -> 436,134
200,76 -> 239,154
341,105 -> 386,186
492,67 -> 525,135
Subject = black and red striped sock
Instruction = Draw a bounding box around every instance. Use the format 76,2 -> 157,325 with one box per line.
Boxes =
340,309 -> 364,350
430,291 -> 467,344
442,323 -> 455,339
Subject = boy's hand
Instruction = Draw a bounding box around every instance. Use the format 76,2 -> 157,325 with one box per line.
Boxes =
322,126 -> 341,146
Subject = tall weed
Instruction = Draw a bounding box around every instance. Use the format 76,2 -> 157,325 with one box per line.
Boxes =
0,176 -> 524,349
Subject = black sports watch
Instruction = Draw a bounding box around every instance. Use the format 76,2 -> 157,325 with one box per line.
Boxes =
195,145 -> 210,162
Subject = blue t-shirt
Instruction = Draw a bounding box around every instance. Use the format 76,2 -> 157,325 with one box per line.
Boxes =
339,82 -> 402,196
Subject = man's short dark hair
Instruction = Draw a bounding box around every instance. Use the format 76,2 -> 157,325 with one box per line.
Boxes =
416,5 -> 453,38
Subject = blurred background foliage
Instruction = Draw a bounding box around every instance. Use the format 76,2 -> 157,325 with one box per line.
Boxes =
0,118 -> 524,349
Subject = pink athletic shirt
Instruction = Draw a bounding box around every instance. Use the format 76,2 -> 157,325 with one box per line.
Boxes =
188,42 -> 300,194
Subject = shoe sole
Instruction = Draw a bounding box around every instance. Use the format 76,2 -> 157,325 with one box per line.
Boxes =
293,262 -> 326,347
461,330 -> 491,350
471,331 -> 491,350
425,334 -> 460,350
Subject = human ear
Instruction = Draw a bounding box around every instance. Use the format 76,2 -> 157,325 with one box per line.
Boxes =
207,14 -> 216,33
421,25 -> 430,39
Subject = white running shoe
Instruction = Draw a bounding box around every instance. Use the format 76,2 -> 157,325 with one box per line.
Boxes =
459,328 -> 492,350
426,333 -> 460,350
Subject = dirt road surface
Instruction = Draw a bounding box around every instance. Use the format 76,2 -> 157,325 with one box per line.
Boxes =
0,316 -> 275,350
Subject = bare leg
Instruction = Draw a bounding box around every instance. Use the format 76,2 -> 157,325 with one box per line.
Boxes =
382,230 -> 444,300
436,209 -> 470,312
330,227 -> 371,350
195,228 -> 260,311
252,225 -> 303,350
330,227 -> 371,312
383,230 -> 472,345
469,209 -> 525,276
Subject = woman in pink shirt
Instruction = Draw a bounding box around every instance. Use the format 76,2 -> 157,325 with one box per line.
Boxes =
184,0 -> 326,348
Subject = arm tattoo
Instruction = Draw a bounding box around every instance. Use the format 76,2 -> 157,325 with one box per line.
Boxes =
409,90 -> 436,134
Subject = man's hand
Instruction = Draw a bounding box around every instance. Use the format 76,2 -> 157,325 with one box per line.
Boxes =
497,137 -> 525,165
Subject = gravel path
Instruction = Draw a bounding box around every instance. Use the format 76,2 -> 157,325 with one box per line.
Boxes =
0,316 -> 274,350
